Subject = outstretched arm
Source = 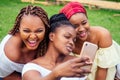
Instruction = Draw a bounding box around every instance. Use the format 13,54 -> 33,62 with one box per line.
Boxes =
22,57 -> 91,80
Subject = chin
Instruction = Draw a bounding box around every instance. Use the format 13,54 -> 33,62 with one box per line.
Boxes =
27,46 -> 38,50
79,35 -> 88,41
77,37 -> 86,41
28,48 -> 36,50
64,52 -> 71,55
81,38 -> 87,41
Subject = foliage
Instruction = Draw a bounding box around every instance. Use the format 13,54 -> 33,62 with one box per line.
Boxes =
106,0 -> 120,2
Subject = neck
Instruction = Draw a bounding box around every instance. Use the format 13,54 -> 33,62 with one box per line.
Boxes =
21,46 -> 37,63
44,44 -> 66,65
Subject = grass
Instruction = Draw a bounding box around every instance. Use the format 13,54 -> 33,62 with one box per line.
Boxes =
0,0 -> 120,44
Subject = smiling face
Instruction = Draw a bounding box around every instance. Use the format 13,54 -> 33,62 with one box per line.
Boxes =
69,13 -> 90,41
19,15 -> 45,50
50,25 -> 76,55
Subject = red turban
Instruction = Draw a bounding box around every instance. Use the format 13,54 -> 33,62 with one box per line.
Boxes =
60,2 -> 87,19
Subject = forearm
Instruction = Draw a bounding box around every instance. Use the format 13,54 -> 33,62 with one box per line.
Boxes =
95,67 -> 108,80
23,57 -> 91,80
3,72 -> 21,80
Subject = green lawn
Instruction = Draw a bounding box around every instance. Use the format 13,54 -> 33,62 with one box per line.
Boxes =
0,0 -> 120,44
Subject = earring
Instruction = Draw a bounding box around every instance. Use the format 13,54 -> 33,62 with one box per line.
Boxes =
50,37 -> 53,41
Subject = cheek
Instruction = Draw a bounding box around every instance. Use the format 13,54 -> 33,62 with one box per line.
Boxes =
86,23 -> 90,28
85,24 -> 90,32
20,31 -> 29,39
54,36 -> 64,46
58,38 -> 67,48
75,28 -> 78,32
37,32 -> 45,40
84,21 -> 90,27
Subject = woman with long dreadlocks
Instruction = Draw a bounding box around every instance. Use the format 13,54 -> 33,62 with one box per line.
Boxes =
0,5 -> 50,80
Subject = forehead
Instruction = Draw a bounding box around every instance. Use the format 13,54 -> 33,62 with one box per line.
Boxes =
69,13 -> 87,22
21,14 -> 42,23
56,25 -> 76,35
20,15 -> 45,28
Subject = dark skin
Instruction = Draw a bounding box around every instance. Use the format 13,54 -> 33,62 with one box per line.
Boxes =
2,14 -> 46,80
3,72 -> 21,80
69,13 -> 112,80
22,25 -> 92,80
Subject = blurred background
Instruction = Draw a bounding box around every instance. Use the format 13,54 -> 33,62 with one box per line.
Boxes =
0,0 -> 120,44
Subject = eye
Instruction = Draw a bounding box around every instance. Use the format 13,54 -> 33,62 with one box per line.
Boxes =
65,36 -> 70,39
74,24 -> 79,28
82,20 -> 87,25
23,29 -> 30,33
64,35 -> 71,39
35,29 -> 44,33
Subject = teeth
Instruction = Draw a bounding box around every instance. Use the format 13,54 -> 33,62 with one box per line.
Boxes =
28,41 -> 37,47
28,40 -> 37,44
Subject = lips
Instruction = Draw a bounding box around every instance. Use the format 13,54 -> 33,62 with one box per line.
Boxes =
78,31 -> 86,38
28,40 -> 37,47
66,46 -> 73,52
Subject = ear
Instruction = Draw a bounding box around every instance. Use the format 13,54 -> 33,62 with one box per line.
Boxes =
49,32 -> 55,41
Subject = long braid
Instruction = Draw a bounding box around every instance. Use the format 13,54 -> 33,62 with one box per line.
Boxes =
9,5 -> 50,57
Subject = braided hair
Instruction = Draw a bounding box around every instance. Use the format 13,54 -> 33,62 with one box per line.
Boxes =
9,5 -> 50,57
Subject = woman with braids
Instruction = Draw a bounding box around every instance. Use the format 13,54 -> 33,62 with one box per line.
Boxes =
0,5 -> 49,80
22,13 -> 91,80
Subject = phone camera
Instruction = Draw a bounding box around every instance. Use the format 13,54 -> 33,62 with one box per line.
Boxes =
85,43 -> 88,46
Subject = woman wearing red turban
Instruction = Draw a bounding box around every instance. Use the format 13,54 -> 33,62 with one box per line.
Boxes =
60,1 -> 120,80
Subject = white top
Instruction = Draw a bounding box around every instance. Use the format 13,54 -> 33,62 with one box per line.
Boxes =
87,40 -> 120,80
116,41 -> 120,79
22,63 -> 86,80
71,40 -> 120,80
116,63 -> 120,79
0,34 -> 24,77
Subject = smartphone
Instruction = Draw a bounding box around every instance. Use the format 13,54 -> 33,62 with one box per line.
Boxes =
79,41 -> 98,74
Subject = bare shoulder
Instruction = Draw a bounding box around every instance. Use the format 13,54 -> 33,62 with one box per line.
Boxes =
91,26 -> 111,35
31,57 -> 49,67
91,26 -> 111,39
91,26 -> 112,47
4,34 -> 22,61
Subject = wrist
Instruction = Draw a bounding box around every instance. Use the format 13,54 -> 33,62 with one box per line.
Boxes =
52,69 -> 61,80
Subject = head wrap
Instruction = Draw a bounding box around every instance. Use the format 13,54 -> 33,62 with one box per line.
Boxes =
60,2 -> 87,19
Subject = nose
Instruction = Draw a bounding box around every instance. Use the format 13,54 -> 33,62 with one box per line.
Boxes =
76,26 -> 85,32
29,33 -> 37,40
69,39 -> 75,48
